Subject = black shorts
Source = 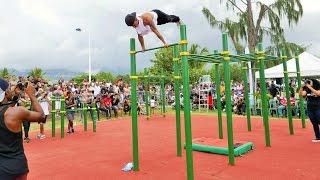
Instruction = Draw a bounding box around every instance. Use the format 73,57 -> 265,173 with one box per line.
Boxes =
151,9 -> 180,25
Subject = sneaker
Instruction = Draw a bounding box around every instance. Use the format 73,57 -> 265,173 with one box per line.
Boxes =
312,139 -> 320,143
36,133 -> 41,139
67,131 -> 72,134
24,137 -> 30,143
71,128 -> 75,133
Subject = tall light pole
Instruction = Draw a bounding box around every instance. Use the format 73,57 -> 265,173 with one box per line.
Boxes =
76,28 -> 92,83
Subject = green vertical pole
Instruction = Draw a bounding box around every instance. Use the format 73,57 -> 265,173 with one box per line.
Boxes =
173,45 -> 182,157
60,97 -> 65,139
144,68 -> 150,120
282,49 -> 294,135
257,43 -> 271,147
51,97 -> 56,137
180,25 -> 194,180
295,51 -> 306,128
92,107 -> 97,132
242,62 -> 252,131
161,70 -> 166,117
83,104 -> 88,131
222,33 -> 235,165
214,49 -> 223,139
130,38 -> 139,171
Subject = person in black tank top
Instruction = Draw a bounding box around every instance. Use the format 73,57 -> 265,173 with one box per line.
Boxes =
0,78 -> 45,179
299,79 -> 320,143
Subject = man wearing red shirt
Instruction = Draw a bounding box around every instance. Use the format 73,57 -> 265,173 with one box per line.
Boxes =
277,96 -> 295,117
99,94 -> 112,118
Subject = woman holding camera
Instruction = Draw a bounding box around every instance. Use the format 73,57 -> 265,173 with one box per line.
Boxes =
299,79 -> 320,143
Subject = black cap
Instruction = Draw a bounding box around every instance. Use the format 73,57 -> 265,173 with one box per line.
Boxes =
125,12 -> 137,26
0,78 -> 9,102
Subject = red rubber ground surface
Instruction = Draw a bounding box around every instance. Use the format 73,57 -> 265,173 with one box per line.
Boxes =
25,114 -> 320,180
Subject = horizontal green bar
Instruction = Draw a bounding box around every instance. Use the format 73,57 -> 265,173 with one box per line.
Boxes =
189,54 -> 222,60
136,43 -> 179,54
189,57 -> 222,63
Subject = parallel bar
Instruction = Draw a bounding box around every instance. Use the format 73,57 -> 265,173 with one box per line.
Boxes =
130,38 -> 139,171
173,45 -> 182,157
257,43 -> 271,147
136,43 -> 179,54
214,50 -> 223,139
295,51 -> 306,128
92,107 -> 97,132
222,33 -> 235,165
282,49 -> 294,135
144,68 -> 150,119
189,54 -> 223,60
242,61 -> 252,131
60,97 -> 65,139
83,104 -> 88,131
180,25 -> 194,180
161,69 -> 166,117
51,97 -> 56,137
188,57 -> 222,63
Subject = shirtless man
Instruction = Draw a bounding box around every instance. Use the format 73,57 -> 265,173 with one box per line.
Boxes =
125,9 -> 181,51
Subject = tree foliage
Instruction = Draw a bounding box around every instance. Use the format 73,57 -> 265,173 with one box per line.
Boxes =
0,68 -> 14,80
208,63 -> 243,83
149,44 -> 209,84
202,0 -> 304,57
28,68 -> 46,79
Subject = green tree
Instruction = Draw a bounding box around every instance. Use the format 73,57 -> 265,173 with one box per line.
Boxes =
202,0 -> 304,56
71,73 -> 90,84
115,74 -> 130,84
149,44 -> 209,84
95,72 -> 115,83
28,68 -> 46,79
0,68 -> 13,79
209,63 -> 242,82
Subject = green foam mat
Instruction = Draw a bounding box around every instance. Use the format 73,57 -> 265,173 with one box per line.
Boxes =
186,137 -> 254,156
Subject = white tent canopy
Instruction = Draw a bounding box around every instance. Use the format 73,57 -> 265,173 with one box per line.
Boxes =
255,52 -> 320,78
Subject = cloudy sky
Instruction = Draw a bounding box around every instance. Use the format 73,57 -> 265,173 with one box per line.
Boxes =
1,0 -> 320,74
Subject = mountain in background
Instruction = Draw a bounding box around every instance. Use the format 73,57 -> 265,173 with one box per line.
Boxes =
10,67 -> 126,80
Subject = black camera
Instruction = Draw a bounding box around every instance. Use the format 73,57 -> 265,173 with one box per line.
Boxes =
304,80 -> 312,85
16,82 -> 29,91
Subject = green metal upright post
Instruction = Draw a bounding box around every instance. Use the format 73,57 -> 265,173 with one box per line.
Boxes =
51,97 -> 56,137
173,45 -> 182,157
222,33 -> 235,165
130,38 -> 139,171
295,51 -> 306,128
242,62 -> 252,131
60,97 -> 65,139
144,68 -> 150,119
92,107 -> 97,132
282,49 -> 294,135
83,104 -> 88,131
161,70 -> 166,117
180,25 -> 194,180
257,43 -> 271,147
214,49 -> 223,139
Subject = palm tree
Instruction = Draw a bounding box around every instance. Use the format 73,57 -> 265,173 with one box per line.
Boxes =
0,68 -> 16,80
202,0 -> 304,56
28,68 -> 46,79
189,44 -> 209,69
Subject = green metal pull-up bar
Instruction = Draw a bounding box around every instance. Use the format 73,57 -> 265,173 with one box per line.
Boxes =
134,43 -> 179,54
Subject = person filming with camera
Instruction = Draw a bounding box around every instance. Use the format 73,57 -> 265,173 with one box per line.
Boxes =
0,78 -> 45,179
299,79 -> 320,143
